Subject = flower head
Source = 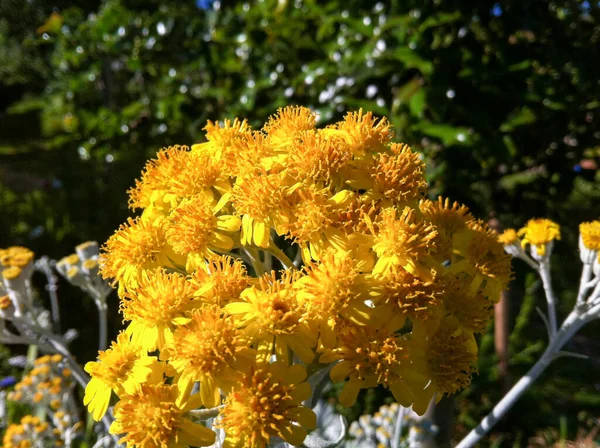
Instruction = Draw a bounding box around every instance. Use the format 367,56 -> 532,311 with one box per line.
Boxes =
225,271 -> 316,363
110,381 -> 216,448
189,255 -> 251,307
163,305 -> 254,407
517,218 -> 561,258
84,332 -> 161,421
216,362 -> 316,448
121,269 -> 198,350
579,221 -> 600,264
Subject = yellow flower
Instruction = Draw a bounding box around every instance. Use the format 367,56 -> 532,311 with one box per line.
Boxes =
188,255 -> 252,307
100,216 -> 184,291
295,249 -> 380,347
233,170 -> 292,248
372,207 -> 439,281
449,224 -> 513,301
284,186 -> 354,261
224,271 -> 316,363
378,266 -> 443,322
364,143 -> 427,206
498,228 -> 519,246
408,318 -> 478,415
319,316 -> 414,408
110,381 -> 216,448
163,305 -> 254,408
440,275 -> 494,334
166,194 -> 241,260
121,269 -> 199,351
517,218 -> 561,257
192,118 -> 252,175
323,109 -> 391,157
83,332 -> 161,421
419,197 -> 474,261
216,362 -> 316,448
262,105 -> 317,150
286,130 -> 352,184
579,221 -> 600,251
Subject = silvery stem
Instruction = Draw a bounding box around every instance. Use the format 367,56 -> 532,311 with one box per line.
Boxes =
576,263 -> 593,306
538,262 -> 558,339
456,310 -> 586,448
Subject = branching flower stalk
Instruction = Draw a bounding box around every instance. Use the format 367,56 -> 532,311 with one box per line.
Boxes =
458,219 -> 600,448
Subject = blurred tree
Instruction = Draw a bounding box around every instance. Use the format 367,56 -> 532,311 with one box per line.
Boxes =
1,0 -> 599,444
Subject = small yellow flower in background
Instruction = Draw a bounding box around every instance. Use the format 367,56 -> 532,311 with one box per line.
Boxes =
110,380 -> 216,448
216,362 -> 316,448
579,221 -> 600,251
84,332 -> 161,421
498,228 -> 518,246
517,218 -> 561,257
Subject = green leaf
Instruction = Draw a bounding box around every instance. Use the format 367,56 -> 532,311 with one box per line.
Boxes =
388,48 -> 433,76
408,88 -> 426,117
417,123 -> 471,146
418,11 -> 462,32
499,106 -> 536,132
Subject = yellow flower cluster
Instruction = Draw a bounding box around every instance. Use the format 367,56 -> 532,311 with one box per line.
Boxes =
96,107 -> 512,447
0,246 -> 34,294
3,415 -> 62,448
499,218 -> 561,258
9,355 -> 73,411
6,356 -> 81,447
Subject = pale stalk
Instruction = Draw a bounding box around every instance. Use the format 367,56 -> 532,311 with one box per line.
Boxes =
96,301 -> 108,352
576,263 -> 593,306
456,310 -> 588,448
538,261 -> 558,339
267,244 -> 294,270
243,248 -> 265,276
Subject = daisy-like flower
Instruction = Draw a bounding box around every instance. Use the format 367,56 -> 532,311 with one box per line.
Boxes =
166,194 -> 241,260
216,362 -> 316,448
364,143 -> 427,207
449,223 -> 513,301
188,255 -> 252,307
284,185 -> 354,261
232,170 -> 292,248
440,275 -> 494,334
121,269 -> 199,351
320,315 -> 415,408
191,118 -> 251,175
286,130 -> 352,185
378,266 -> 443,322
163,305 -> 255,408
371,206 -> 439,281
498,228 -> 523,257
408,318 -> 478,415
323,109 -> 391,157
100,216 -> 184,292
579,220 -> 600,264
110,380 -> 216,448
224,271 -> 316,363
84,332 -> 161,421
295,249 -> 380,347
419,197 -> 474,262
263,105 -> 317,151
517,218 -> 561,260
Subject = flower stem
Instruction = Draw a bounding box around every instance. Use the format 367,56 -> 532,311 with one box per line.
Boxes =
538,261 -> 558,339
267,244 -> 294,270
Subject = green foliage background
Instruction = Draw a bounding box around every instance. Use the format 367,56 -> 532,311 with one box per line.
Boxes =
1,0 -> 599,445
